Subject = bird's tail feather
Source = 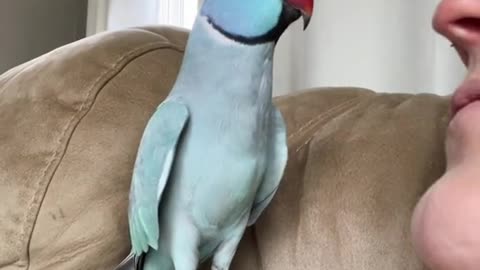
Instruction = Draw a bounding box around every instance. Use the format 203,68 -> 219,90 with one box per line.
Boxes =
143,249 -> 174,270
113,251 -> 144,270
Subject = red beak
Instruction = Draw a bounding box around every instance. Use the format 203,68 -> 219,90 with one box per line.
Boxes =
287,0 -> 314,29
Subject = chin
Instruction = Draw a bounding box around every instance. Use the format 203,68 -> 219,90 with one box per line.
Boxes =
411,156 -> 480,270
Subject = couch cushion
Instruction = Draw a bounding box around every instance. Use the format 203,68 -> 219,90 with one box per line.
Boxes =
242,88 -> 450,270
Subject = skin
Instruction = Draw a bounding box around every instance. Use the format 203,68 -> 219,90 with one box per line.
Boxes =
411,0 -> 480,269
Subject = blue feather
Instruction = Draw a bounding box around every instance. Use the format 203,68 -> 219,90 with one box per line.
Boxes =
200,0 -> 283,38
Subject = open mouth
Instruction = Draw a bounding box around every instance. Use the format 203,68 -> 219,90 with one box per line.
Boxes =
454,17 -> 480,38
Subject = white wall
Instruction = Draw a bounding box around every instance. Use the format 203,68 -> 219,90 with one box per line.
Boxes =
91,0 -> 198,32
107,0 -> 159,31
273,0 -> 466,96
86,0 -> 109,36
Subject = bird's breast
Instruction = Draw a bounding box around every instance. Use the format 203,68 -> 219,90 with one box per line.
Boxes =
174,120 -> 269,229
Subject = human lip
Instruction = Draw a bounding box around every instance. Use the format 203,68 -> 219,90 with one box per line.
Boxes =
451,79 -> 480,116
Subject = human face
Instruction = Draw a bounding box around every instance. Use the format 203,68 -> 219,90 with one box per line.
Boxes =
410,2 -> 480,269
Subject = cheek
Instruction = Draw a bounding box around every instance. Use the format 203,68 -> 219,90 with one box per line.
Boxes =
411,167 -> 480,269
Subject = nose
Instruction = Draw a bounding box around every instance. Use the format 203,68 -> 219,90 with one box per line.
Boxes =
433,0 -> 480,64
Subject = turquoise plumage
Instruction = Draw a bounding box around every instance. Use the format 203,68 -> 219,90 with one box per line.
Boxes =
117,0 -> 314,269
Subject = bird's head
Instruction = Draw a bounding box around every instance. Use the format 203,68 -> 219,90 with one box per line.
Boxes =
200,0 -> 314,44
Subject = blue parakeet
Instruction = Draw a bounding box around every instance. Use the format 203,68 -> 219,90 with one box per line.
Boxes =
115,0 -> 314,269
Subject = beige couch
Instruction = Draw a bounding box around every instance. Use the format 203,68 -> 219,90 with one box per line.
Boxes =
0,26 -> 450,270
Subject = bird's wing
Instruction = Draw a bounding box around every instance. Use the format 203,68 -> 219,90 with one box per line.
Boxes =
128,99 -> 189,254
248,106 -> 288,226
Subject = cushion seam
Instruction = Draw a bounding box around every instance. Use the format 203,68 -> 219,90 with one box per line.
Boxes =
287,95 -> 371,153
21,41 -> 185,269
